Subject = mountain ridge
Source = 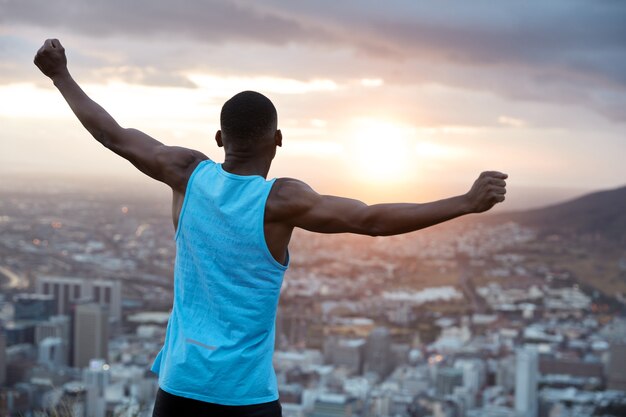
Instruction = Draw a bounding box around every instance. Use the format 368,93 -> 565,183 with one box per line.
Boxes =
487,184 -> 626,243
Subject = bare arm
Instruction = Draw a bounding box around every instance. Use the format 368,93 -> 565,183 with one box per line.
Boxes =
266,171 -> 507,236
33,38 -> 207,191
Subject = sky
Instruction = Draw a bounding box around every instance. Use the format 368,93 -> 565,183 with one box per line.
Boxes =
1,0 -> 625,209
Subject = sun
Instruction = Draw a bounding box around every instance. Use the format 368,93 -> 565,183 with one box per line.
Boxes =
346,119 -> 416,184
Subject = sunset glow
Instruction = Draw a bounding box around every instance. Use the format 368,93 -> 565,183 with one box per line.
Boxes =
347,119 -> 416,184
0,1 -> 624,208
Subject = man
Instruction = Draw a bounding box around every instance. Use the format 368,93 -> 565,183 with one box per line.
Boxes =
34,39 -> 507,417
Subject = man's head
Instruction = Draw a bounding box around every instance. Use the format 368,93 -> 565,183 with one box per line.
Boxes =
216,91 -> 281,153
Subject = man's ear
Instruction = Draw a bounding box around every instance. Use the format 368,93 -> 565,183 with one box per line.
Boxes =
215,130 -> 223,147
275,129 -> 282,147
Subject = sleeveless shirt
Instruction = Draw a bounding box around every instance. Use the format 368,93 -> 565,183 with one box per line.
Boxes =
150,159 -> 289,405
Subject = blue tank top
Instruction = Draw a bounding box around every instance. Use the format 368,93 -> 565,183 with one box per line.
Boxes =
150,159 -> 289,405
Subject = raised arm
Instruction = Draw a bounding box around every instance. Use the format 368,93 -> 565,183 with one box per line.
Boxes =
33,38 -> 208,191
266,171 -> 507,236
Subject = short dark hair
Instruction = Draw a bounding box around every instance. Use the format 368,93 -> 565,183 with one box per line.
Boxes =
220,91 -> 277,146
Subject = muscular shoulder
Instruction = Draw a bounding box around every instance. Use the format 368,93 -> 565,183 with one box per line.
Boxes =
265,177 -> 319,223
155,146 -> 209,191
155,146 -> 207,169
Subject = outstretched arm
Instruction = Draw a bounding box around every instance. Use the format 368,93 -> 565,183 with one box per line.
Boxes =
33,38 -> 207,191
267,171 -> 507,236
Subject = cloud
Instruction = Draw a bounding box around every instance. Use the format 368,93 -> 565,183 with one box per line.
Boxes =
498,116 -> 526,128
0,0 -> 337,46
2,0 -> 625,121
92,66 -> 197,89
244,1 -> 626,121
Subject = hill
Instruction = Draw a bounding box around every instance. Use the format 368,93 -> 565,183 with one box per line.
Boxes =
492,185 -> 626,243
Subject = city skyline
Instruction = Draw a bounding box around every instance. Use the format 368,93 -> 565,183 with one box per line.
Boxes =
1,1 -> 625,207
1,182 -> 625,416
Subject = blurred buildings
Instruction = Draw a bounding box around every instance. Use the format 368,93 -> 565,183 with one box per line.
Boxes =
0,188 -> 625,416
515,347 -> 538,417
36,276 -> 122,325
74,303 -> 109,369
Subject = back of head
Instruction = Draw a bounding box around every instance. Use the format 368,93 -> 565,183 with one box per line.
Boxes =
220,91 -> 277,150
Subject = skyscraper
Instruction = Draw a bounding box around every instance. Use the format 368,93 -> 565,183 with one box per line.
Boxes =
91,279 -> 122,325
605,318 -> 626,392
36,276 -> 85,316
607,342 -> 626,391
36,276 -> 122,324
364,326 -> 393,379
436,367 -> 464,397
13,293 -> 55,321
35,315 -> 71,366
454,358 -> 485,408
515,346 -> 538,417
35,315 -> 71,345
73,303 -> 109,368
38,337 -> 66,368
324,337 -> 366,375
83,359 -> 110,417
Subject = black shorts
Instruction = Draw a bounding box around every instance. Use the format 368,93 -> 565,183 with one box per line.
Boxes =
152,387 -> 283,417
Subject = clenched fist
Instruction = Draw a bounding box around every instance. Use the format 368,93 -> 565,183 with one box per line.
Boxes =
465,171 -> 508,213
34,38 -> 68,80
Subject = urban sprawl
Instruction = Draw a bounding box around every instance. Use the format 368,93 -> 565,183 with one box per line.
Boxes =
1,184 -> 625,417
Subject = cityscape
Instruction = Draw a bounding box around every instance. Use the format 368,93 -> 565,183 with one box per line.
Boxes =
0,179 -> 625,417
2,1 -> 625,416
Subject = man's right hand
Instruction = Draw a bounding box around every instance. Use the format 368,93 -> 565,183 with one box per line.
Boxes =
34,38 -> 68,80
465,171 -> 508,213
32,37 -> 210,197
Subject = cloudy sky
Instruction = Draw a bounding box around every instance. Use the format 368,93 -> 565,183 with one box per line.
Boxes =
1,0 -> 624,208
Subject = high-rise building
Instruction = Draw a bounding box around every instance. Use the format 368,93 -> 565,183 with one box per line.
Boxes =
35,315 -> 71,366
454,358 -> 485,408
38,337 -> 66,368
13,293 -> 55,321
36,276 -> 122,324
83,359 -> 110,417
515,346 -> 538,417
496,356 -> 516,391
35,315 -> 71,344
324,337 -> 366,375
436,367 -> 464,397
91,280 -> 122,324
364,327 -> 393,379
604,318 -> 626,392
4,322 -> 35,346
37,276 -> 84,316
607,342 -> 626,391
73,303 -> 109,368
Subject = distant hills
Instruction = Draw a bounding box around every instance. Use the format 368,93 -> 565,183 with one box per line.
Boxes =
491,185 -> 626,243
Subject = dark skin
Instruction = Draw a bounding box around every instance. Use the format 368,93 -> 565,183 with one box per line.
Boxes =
34,39 -> 507,266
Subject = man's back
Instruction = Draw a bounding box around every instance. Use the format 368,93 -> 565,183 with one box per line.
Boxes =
152,159 -> 288,405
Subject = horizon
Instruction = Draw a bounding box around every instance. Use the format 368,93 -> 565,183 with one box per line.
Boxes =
1,1 -> 625,205
0,168 -> 618,213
